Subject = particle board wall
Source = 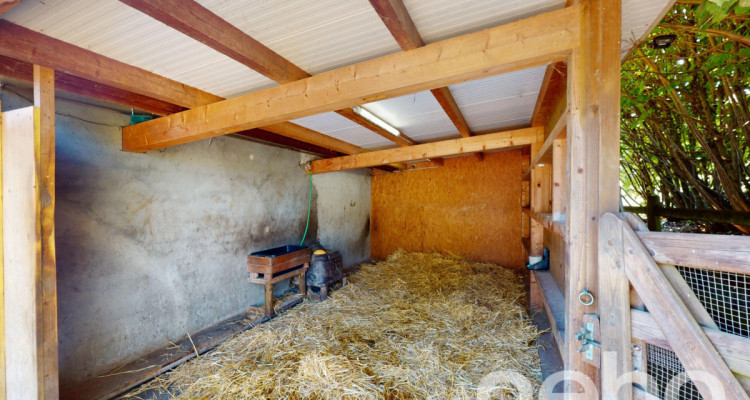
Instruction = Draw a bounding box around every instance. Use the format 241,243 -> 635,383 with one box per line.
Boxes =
371,150 -> 523,269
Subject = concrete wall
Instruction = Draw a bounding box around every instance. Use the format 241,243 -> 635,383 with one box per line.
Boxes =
0,88 -> 371,388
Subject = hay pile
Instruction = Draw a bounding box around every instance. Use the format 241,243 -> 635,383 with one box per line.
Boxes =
132,251 -> 541,399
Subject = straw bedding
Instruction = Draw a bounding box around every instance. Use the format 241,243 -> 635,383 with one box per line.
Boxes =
131,251 -> 541,399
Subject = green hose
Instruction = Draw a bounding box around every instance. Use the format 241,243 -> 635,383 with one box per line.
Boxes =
300,168 -> 312,246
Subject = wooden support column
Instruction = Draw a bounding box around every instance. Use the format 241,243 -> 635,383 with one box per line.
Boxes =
565,0 -> 621,397
35,65 -> 59,400
530,137 -> 552,256
0,99 -> 5,399
552,137 -> 566,221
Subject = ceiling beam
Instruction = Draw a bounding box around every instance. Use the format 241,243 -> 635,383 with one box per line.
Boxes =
310,126 -> 540,174
0,55 -> 185,116
119,0 -> 414,147
232,129 -> 343,158
0,20 -> 221,108
369,0 -> 481,160
0,0 -> 21,16
122,5 -> 580,152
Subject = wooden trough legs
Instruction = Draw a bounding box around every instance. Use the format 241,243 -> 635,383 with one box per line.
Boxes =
258,264 -> 308,317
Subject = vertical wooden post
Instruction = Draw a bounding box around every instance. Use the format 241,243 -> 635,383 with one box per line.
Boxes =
34,65 -> 59,400
646,195 -> 660,232
552,137 -> 567,222
530,135 -> 552,256
565,0 -> 621,397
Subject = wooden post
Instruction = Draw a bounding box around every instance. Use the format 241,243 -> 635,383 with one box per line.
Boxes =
530,136 -> 552,256
2,106 -> 42,399
565,0 -> 621,397
646,195 -> 661,232
35,64 -> 59,400
552,137 -> 566,221
264,283 -> 274,317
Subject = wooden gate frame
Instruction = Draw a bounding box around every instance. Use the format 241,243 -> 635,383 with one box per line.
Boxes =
599,212 -> 750,400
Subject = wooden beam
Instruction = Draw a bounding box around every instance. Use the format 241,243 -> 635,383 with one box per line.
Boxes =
0,20 -> 221,108
34,65 -> 59,400
370,0 -> 481,160
622,220 -> 749,400
122,6 -> 580,152
0,55 -> 186,116
531,62 -> 567,127
261,122 -> 366,155
564,0 -> 621,395
119,0 -> 310,84
310,127 -> 539,174
0,0 -> 21,16
232,129 -> 343,158
120,0 -> 411,147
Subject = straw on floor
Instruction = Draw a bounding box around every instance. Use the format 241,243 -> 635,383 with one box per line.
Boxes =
129,250 -> 542,399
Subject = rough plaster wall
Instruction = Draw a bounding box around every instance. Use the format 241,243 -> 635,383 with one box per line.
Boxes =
313,170 -> 371,266
0,88 -> 371,387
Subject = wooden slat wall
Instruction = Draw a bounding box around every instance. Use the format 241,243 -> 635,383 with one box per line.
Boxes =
371,151 -> 523,269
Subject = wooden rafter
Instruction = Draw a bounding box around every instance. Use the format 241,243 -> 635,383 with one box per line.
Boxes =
0,55 -> 185,116
119,0 -> 415,147
122,6 -> 580,152
0,21 -> 378,159
310,127 -> 540,174
369,0 -> 481,160
0,0 -> 21,16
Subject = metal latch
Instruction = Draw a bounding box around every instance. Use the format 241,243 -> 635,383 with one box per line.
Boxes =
574,318 -> 601,362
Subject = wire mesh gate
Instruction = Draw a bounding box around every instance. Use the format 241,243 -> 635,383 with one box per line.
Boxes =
598,212 -> 750,400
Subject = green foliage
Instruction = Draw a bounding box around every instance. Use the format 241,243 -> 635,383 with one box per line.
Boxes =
620,2 -> 749,221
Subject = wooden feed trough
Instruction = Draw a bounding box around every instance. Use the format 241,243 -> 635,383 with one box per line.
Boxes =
247,245 -> 311,317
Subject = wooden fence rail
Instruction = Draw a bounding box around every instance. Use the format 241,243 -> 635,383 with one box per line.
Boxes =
624,195 -> 750,231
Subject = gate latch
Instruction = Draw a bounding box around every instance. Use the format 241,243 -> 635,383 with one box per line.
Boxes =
574,316 -> 601,363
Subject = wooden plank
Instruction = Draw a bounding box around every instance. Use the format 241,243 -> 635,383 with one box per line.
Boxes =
622,221 -> 749,400
122,6 -> 581,152
2,106 -> 41,399
598,213 -> 632,400
551,137 -> 566,221
311,127 -> 538,174
564,0 -> 621,394
531,62 -> 567,127
631,309 -> 750,386
0,21 -> 221,108
661,265 -> 719,329
0,0 -> 20,15
35,64 -> 59,400
636,231 -> 750,274
260,123 -> 366,155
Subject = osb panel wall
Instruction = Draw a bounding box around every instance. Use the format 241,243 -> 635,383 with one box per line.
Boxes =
371,150 -> 523,269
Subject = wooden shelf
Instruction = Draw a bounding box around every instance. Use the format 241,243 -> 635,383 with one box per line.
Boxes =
522,208 -> 565,239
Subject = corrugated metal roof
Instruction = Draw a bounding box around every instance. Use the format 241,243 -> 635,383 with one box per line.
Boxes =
2,0 -> 673,148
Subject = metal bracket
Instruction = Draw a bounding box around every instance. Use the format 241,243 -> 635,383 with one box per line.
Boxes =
574,315 -> 601,363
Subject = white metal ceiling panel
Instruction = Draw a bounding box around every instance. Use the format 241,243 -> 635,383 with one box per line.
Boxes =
622,0 -> 675,56
196,0 -> 402,76
291,112 -> 395,149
